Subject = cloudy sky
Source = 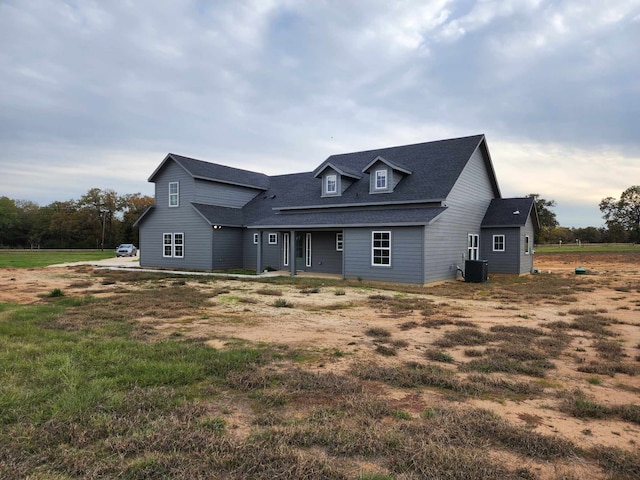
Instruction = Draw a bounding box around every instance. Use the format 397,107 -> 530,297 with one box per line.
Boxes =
1,0 -> 638,227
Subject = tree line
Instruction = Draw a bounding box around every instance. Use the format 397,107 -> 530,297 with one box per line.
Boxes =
0,188 -> 153,249
532,186 -> 640,244
0,186 -> 638,249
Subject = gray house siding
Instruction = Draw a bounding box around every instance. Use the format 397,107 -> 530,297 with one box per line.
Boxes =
261,231 -> 282,270
155,161 -> 195,207
194,179 -> 261,208
139,206 -> 214,270
212,228 -> 244,270
243,231 -> 258,270
423,147 -> 496,283
299,231 -> 342,274
480,228 -> 520,274
241,230 -> 282,271
344,227 -> 424,283
140,161 -> 214,270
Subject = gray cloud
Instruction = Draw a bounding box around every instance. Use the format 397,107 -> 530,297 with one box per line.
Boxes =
1,0 -> 638,226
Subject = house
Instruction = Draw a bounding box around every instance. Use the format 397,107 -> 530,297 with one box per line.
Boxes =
133,134 -> 538,283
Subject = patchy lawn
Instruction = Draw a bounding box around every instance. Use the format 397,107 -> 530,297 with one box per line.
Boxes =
0,252 -> 639,479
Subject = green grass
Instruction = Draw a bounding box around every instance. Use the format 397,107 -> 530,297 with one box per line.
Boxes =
0,301 -> 264,425
0,249 -> 115,268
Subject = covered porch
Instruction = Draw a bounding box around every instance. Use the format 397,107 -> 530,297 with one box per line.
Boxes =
255,229 -> 344,278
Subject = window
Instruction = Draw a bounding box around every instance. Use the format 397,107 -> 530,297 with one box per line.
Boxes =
173,233 -> 184,258
468,234 -> 479,260
375,170 -> 387,190
283,232 -> 289,266
336,232 -> 344,251
163,233 -> 172,258
326,174 -> 337,194
168,182 -> 179,207
372,231 -> 391,266
268,233 -> 278,244
253,233 -> 259,244
493,235 -> 505,252
305,233 -> 312,267
524,235 -> 531,254
163,233 -> 184,258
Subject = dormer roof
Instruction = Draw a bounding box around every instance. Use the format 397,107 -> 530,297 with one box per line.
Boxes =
361,156 -> 412,175
312,162 -> 362,180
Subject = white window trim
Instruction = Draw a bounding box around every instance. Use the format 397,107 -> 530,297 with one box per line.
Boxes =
163,232 -> 184,258
268,233 -> 278,245
168,182 -> 179,207
253,233 -> 259,244
371,231 -> 391,267
325,174 -> 337,194
524,235 -> 531,255
374,169 -> 387,190
305,233 -> 312,267
283,232 -> 290,267
163,233 -> 172,258
173,233 -> 184,258
336,232 -> 344,252
468,234 -> 479,260
493,234 -> 505,252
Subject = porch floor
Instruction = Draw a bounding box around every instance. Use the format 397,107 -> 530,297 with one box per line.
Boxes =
269,270 -> 343,280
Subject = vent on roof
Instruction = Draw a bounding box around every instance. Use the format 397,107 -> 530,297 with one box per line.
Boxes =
513,210 -> 520,215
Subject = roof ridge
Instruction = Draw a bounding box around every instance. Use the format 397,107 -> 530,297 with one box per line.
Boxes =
326,134 -> 485,159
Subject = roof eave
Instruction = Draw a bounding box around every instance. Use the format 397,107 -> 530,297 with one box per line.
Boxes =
147,153 -> 185,182
132,205 -> 155,228
477,136 -> 502,199
273,198 -> 446,212
192,175 -> 268,191
249,220 -> 435,229
313,162 -> 362,180
481,223 -> 526,228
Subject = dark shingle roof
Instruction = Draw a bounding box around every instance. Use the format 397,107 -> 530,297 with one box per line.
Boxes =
140,135 -> 500,230
242,135 -> 497,218
149,153 -> 270,190
481,197 -> 538,229
191,203 -> 245,227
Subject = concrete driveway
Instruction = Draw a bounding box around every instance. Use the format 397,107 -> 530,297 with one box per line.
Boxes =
47,254 -> 141,268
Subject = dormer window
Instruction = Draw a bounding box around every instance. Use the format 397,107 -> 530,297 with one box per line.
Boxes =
375,170 -> 388,190
362,156 -> 411,195
326,174 -> 337,194
314,162 -> 362,197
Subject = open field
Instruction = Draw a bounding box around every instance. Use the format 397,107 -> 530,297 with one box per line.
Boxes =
0,249 -> 116,268
0,252 -> 639,479
535,243 -> 639,254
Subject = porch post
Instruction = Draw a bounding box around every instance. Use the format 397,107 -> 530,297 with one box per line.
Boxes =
341,229 -> 346,280
256,230 -> 262,274
289,230 -> 296,277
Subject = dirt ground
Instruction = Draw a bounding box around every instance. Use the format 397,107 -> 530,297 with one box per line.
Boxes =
1,252 -> 639,472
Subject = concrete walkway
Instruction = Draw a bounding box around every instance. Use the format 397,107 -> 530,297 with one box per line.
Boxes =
47,254 -> 343,280
47,254 -> 284,279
